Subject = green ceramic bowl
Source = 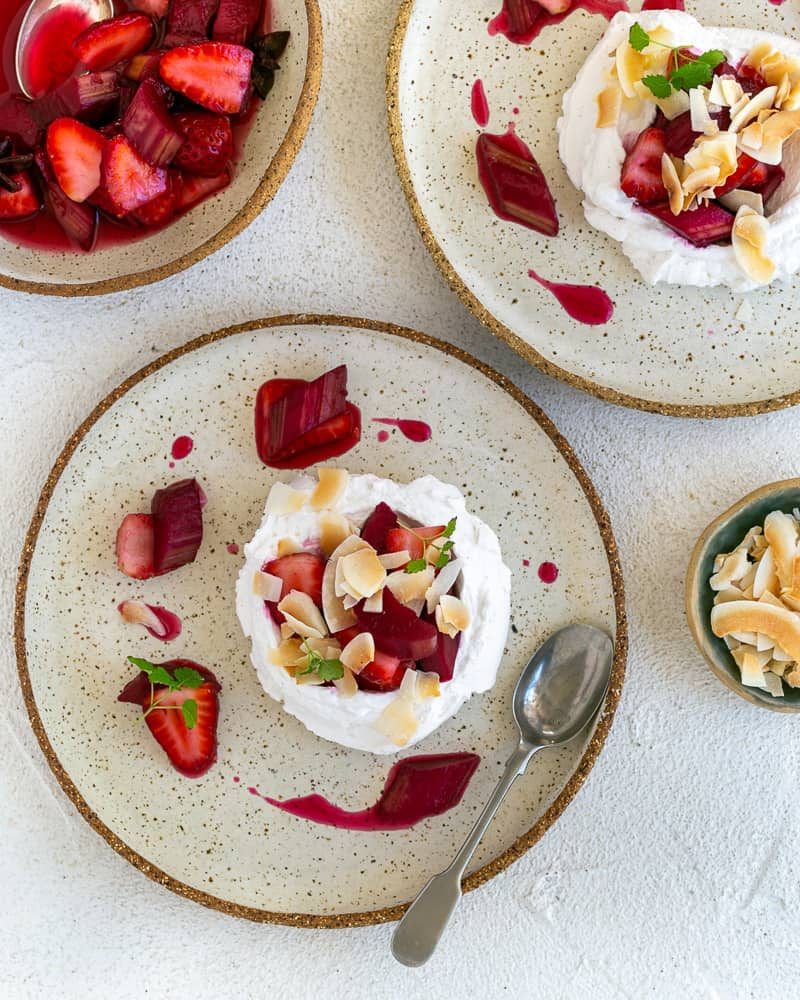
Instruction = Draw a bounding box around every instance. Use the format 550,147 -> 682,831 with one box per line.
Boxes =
686,479 -> 800,713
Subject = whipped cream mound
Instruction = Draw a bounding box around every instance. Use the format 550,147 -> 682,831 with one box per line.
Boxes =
558,9 -> 800,292
236,473 -> 511,754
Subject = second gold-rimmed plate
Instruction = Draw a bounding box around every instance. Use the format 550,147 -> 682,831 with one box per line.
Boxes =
0,0 -> 321,297
15,315 -> 626,926
388,0 -> 800,417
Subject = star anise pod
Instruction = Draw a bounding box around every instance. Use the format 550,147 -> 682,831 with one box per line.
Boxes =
0,137 -> 34,194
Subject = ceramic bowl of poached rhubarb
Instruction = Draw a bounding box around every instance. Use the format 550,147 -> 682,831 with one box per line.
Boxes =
0,0 -> 321,295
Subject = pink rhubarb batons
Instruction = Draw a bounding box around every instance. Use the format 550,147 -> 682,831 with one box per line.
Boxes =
476,129 -> 559,236
115,478 -> 205,580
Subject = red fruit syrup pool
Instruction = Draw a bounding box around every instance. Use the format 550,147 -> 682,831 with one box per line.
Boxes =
171,435 -> 194,460
372,418 -> 432,443
471,79 -> 489,128
0,0 -> 269,254
528,269 -> 614,326
245,752 -> 481,830
488,0 -> 628,46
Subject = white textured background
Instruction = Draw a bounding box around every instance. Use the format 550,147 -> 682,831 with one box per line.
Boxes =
2,2 -> 799,998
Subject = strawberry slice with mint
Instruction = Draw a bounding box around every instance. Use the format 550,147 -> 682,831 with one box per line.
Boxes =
621,127 -> 668,204
118,657 -> 220,778
159,42 -> 254,114
74,13 -> 155,72
46,117 -> 106,203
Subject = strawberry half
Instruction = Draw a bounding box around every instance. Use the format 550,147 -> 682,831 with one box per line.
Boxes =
74,13 -> 155,72
116,512 -> 155,579
160,42 -> 254,114
102,134 -> 168,214
264,552 -> 325,619
0,172 -> 41,221
172,167 -> 231,210
173,111 -> 234,176
46,118 -> 105,203
132,172 -> 178,225
385,527 -> 423,564
357,651 -> 414,692
621,127 -> 668,204
715,153 -> 761,197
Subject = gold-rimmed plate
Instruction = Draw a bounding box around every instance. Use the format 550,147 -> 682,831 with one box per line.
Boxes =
15,314 -> 626,926
387,1 -> 800,417
0,0 -> 321,297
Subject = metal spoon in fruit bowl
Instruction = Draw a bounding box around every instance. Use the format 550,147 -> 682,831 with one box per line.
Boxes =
391,623 -> 614,967
16,0 -> 114,100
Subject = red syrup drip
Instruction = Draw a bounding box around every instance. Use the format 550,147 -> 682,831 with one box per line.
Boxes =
227,542 -> 240,555
471,79 -> 490,127
641,0 -> 684,8
247,753 -> 481,830
118,601 -> 183,642
377,429 -> 389,442
488,0 -> 628,46
171,435 -> 194,461
528,268 -> 613,326
523,558 -> 530,567
538,561 -> 559,584
372,418 -> 432,443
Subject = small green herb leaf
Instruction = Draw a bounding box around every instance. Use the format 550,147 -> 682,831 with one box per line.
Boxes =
442,517 -> 457,539
182,699 -> 198,730
316,659 -> 345,682
173,666 -> 204,690
669,59 -> 713,92
642,74 -> 672,99
435,540 -> 455,569
128,655 -> 155,673
629,22 -> 650,53
405,558 -> 428,574
697,49 -> 725,68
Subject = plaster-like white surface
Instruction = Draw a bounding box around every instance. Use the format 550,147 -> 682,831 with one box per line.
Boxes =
1,1 -> 798,997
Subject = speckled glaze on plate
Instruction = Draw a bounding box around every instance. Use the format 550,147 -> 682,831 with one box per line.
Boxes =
15,315 -> 626,926
0,0 -> 321,297
387,1 -> 800,417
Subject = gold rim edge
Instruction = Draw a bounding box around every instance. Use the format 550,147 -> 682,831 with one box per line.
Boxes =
14,313 -> 628,928
0,0 -> 323,298
385,0 -> 800,420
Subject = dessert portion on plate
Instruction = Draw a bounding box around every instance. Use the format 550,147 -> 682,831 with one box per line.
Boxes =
710,509 -> 800,697
237,468 -> 511,753
558,10 -> 800,291
0,0 -> 289,251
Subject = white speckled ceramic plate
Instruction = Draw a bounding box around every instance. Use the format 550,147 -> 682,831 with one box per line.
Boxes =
388,1 -> 800,417
15,315 -> 626,926
0,0 -> 321,297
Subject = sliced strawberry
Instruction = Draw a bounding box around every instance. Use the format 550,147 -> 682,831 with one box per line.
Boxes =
124,50 -> 165,82
132,173 -> 178,225
213,0 -> 262,44
102,134 -> 168,213
715,153 -> 761,197
739,160 -> 770,193
74,13 -> 155,72
171,167 -> 230,211
756,165 -> 785,205
385,527 -> 423,563
360,502 -> 399,553
357,651 -> 413,692
173,111 -> 233,176
115,512 -> 155,579
129,0 -> 171,16
159,42 -> 254,114
264,552 -> 325,612
354,589 -> 438,660
0,171 -> 40,221
643,201 -> 734,247
45,118 -> 105,203
621,127 -> 667,204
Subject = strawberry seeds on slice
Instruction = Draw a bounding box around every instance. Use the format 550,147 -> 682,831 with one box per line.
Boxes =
102,134 -> 168,214
173,111 -> 234,177
159,42 -> 254,115
46,117 -> 106,203
621,127 -> 668,205
264,552 -> 325,622
74,12 -> 155,73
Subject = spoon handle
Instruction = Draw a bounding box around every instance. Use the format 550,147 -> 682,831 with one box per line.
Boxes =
391,741 -> 536,967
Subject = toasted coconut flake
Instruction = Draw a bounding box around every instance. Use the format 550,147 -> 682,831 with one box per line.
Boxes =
662,154 -> 684,216
763,671 -> 785,697
386,566 -> 435,605
654,88 -> 690,121
615,42 -> 646,99
596,85 -> 622,128
363,588 -> 384,613
756,632 -> 775,652
719,189 -> 764,216
339,548 -> 387,599
278,589 -> 329,638
686,133 -> 738,174
342,593 -> 359,610
269,638 -> 306,667
375,697 -> 419,747
713,587 -> 744,605
711,75 -> 743,108
379,550 -> 411,570
118,599 -> 167,636
296,671 -> 326,686
333,667 -> 358,698
425,557 -> 463,614
762,106 -> 800,145
710,548 -> 749,591
266,482 -> 309,516
310,468 -> 349,510
253,570 -> 283,602
783,80 -> 800,112
280,621 -> 296,640
732,206 -> 775,284
689,87 -> 718,136
730,87 -> 778,133
743,41 -> 773,74
439,594 -> 471,632
683,165 -> 723,200
730,629 -> 758,645
764,510 -> 798,589
340,632 -> 375,673
711,600 -> 800,663
759,590 -> 786,609
321,535 -> 369,633
319,512 -> 352,557
277,537 -> 302,557
305,636 -> 342,660
775,73 -> 792,109
785,668 -> 800,688
753,545 -> 779,598
740,649 -> 770,689
416,671 -> 441,700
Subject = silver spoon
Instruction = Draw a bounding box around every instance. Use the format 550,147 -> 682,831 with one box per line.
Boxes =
15,0 -> 114,100
391,623 -> 614,967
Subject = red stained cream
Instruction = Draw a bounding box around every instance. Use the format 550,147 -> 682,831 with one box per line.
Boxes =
171,435 -> 194,461
538,561 -> 559,584
471,79 -> 490,127
372,418 -> 432,443
488,0 -> 628,46
247,753 -> 481,830
528,269 -> 613,326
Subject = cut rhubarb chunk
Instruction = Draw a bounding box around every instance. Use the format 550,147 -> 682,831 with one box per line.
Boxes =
159,42 -> 253,114
354,589 -> 439,661
74,13 -> 155,72
419,628 -> 461,683
46,118 -> 106,203
263,552 -> 325,622
44,176 -> 98,249
357,651 -> 414,693
102,134 -> 168,213
476,130 -> 559,236
33,72 -> 121,128
122,79 -> 184,166
166,0 -> 222,43
663,112 -> 696,160
151,478 -> 205,575
129,0 -> 171,16
503,0 -> 541,41
213,0 -> 262,44
643,201 -> 734,247
621,127 -> 667,204
116,512 -> 155,579
0,96 -> 41,150
173,111 -> 233,176
360,502 -> 399,553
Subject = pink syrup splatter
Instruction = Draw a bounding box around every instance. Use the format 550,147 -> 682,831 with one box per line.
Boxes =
377,429 -> 390,443
488,0 -> 628,46
372,418 -> 432,443
471,79 -> 490,127
528,269 -> 614,326
171,435 -> 194,461
227,542 -> 240,555
641,0 -> 684,8
523,558 -> 530,567
538,561 -> 559,584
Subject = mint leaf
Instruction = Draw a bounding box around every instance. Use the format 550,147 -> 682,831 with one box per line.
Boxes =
128,655 -> 155,673
149,667 -> 179,688
173,666 -> 204,690
697,49 -> 725,68
435,540 -> 455,569
642,74 -> 672,99
442,517 -> 457,538
181,699 -> 198,729
669,60 -> 713,92
405,558 -> 428,574
628,22 -> 650,53
316,659 -> 345,682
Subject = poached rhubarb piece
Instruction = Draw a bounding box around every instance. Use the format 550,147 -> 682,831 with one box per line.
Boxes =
476,129 -> 558,236
115,477 -> 205,579
488,0 -> 627,47
118,658 -> 220,777
643,201 -> 734,247
254,365 -> 362,468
